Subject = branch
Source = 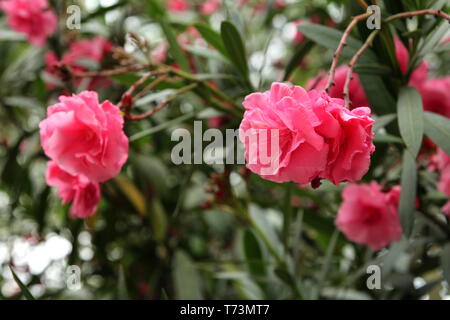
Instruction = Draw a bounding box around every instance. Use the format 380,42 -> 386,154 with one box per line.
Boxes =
343,29 -> 380,108
325,12 -> 373,93
133,75 -> 169,101
71,64 -> 151,78
125,83 -> 198,121
384,9 -> 450,24
356,0 -> 369,10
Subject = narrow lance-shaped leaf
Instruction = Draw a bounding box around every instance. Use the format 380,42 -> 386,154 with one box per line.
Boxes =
298,23 -> 378,62
283,40 -> 314,81
424,111 -> 450,156
173,250 -> 203,299
220,21 -> 251,87
9,266 -> 35,300
239,229 -> 266,278
399,150 -> 417,237
441,243 -> 450,286
194,23 -> 228,57
147,0 -> 190,71
397,86 -> 424,158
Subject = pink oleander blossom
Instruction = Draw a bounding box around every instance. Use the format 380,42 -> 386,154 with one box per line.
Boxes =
200,0 -> 221,15
239,82 -> 375,186
336,182 -> 402,250
46,161 -> 100,218
39,91 -> 129,183
168,0 -> 189,11
45,36 -> 113,89
0,0 -> 57,46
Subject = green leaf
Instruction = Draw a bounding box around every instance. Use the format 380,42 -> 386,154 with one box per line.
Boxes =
298,23 -> 377,62
114,175 -> 147,216
424,111 -> 450,156
249,204 -> 284,259
354,63 -> 393,76
82,0 -> 127,22
417,20 -> 449,58
160,19 -> 190,71
441,243 -> 450,286
397,87 -> 424,158
173,250 -> 203,299
283,40 -> 314,81
194,23 -> 227,57
149,199 -> 168,242
239,229 -> 266,278
9,266 -> 35,300
359,74 -> 396,115
373,114 -> 397,133
184,45 -> 231,65
373,133 -> 404,144
117,265 -> 129,300
146,1 -> 190,71
220,21 -> 250,85
399,150 -> 417,237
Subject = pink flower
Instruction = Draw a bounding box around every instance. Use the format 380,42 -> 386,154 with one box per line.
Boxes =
239,82 -> 375,186
152,41 -> 169,64
39,91 -> 129,183
46,161 -> 100,218
168,0 -> 189,12
395,39 -> 450,119
45,36 -> 113,89
435,148 -> 450,216
336,182 -> 402,250
307,38 -> 429,109
290,20 -> 306,45
417,77 -> 450,119
0,0 -> 57,46
307,66 -> 369,109
274,0 -> 286,10
394,38 -> 428,86
200,0 -> 221,15
64,36 -> 113,65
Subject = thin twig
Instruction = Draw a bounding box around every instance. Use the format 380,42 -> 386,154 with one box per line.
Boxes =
71,64 -> 151,78
356,0 -> 369,10
133,75 -> 169,101
343,29 -> 380,108
125,83 -> 198,121
384,9 -> 450,24
325,12 -> 373,93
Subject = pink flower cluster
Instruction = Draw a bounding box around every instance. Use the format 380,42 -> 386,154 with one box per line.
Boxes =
0,0 -> 57,46
336,182 -> 402,251
167,0 -> 221,15
239,82 -> 375,186
308,38 -> 450,117
40,91 -> 129,218
45,36 -> 114,90
435,149 -> 450,216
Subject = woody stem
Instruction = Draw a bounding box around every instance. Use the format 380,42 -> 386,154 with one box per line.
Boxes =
356,0 -> 369,10
343,29 -> 380,109
384,9 -> 450,24
125,83 -> 198,121
325,12 -> 373,93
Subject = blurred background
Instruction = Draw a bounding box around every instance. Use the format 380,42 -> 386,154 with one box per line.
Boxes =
1,0 -> 450,300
